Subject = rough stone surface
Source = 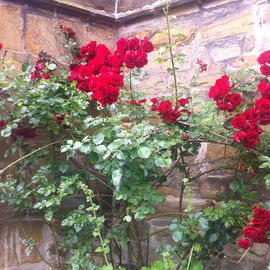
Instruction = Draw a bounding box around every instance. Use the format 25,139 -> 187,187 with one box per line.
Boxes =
0,4 -> 23,52
0,219 -> 53,269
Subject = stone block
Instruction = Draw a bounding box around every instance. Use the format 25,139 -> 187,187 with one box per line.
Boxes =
233,54 -> 258,68
199,175 -> 233,199
205,144 -> 238,160
202,0 -> 238,9
147,23 -> 197,48
0,219 -> 52,269
4,51 -> 29,73
201,11 -> 254,42
171,2 -> 200,16
210,43 -> 241,62
83,25 -> 117,50
0,4 -> 23,52
25,14 -> 64,57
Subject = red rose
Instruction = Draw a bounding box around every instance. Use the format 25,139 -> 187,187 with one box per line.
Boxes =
196,59 -> 207,72
140,37 -> 154,53
121,118 -> 128,123
255,97 -> 270,113
245,130 -> 260,143
216,100 -> 227,111
231,114 -> 247,129
260,64 -> 270,76
243,108 -> 258,123
54,113 -> 66,125
80,41 -> 97,56
124,51 -> 136,69
0,43 -> 3,50
135,52 -> 148,68
258,112 -> 270,125
30,71 -> 42,80
12,128 -> 36,141
233,131 -> 246,143
178,98 -> 189,107
226,93 -> 242,107
0,119 -> 6,129
116,38 -> 129,53
257,50 -> 270,65
96,44 -> 111,57
129,100 -> 137,106
128,37 -> 140,51
258,80 -> 270,99
158,100 -> 173,115
42,72 -> 50,80
208,75 -> 232,100
182,133 -> 189,141
138,99 -> 147,104
237,238 -> 252,250
243,226 -> 259,240
35,60 -> 45,71
150,98 -> 159,104
164,110 -> 181,123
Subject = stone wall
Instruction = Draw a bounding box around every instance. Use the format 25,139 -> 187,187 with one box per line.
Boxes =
0,0 -> 270,269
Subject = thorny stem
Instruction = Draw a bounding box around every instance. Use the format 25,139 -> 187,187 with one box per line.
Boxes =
81,184 -> 110,266
0,139 -> 65,175
131,218 -> 143,269
145,212 -> 186,221
164,0 -> 178,102
129,69 -> 135,101
178,146 -> 190,213
140,227 -> 169,241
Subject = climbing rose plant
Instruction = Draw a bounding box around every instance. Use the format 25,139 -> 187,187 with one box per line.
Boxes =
0,19 -> 270,270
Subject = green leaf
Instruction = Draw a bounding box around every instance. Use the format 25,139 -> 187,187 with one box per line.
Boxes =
94,145 -> 107,154
172,231 -> 183,242
79,144 -> 91,154
112,169 -> 122,188
59,163 -> 69,174
73,141 -> 82,150
198,217 -> 208,230
93,133 -> 104,145
138,147 -> 151,159
124,215 -> 132,222
208,232 -> 218,243
22,62 -> 30,72
1,126 -> 11,137
47,63 -> 56,71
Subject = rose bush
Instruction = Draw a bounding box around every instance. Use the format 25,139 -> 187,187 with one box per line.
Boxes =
0,13 -> 270,270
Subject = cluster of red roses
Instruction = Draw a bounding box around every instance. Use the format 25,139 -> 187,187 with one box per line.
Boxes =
70,37 -> 153,106
58,22 -> 76,40
257,50 -> 270,76
237,206 -> 270,250
208,75 -> 242,112
230,51 -> 270,148
30,59 -> 50,81
150,98 -> 190,123
116,37 -> 154,69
